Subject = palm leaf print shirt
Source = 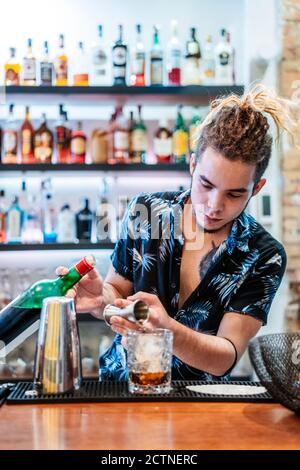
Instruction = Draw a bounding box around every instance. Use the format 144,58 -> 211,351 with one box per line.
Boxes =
100,190 -> 287,381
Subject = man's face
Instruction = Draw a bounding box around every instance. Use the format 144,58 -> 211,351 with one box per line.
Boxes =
190,147 -> 266,233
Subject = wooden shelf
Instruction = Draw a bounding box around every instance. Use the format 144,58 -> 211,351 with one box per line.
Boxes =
0,242 -> 115,251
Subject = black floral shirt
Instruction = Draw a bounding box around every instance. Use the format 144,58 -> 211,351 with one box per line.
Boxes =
100,190 -> 287,381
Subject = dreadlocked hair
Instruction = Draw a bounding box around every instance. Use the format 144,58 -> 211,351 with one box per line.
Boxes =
196,83 -> 299,184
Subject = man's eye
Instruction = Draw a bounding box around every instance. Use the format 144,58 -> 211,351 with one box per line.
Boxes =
228,193 -> 242,199
201,181 -> 211,189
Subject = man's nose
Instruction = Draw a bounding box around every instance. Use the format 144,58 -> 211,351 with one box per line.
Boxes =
207,191 -> 224,213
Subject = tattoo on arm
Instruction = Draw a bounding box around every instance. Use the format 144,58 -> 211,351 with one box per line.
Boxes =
199,241 -> 219,279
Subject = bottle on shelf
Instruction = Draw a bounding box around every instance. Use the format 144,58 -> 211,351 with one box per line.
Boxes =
54,34 -> 68,86
111,106 -> 129,164
116,195 -> 130,239
227,31 -> 236,85
40,40 -> 53,86
19,179 -> 29,218
7,196 -> 24,244
130,24 -> 146,86
70,121 -> 87,164
130,105 -> 147,163
202,35 -> 215,85
189,107 -> 201,155
22,38 -> 37,86
34,113 -> 54,163
2,104 -> 18,164
90,24 -> 111,86
95,181 -> 112,242
0,190 -> 7,244
167,20 -> 182,86
21,195 -> 43,244
4,47 -> 21,86
76,198 -> 93,241
215,28 -> 234,85
150,26 -> 163,86
183,27 -> 201,85
20,106 -> 35,164
91,126 -> 109,163
57,204 -> 76,243
55,104 -> 71,163
112,25 -> 128,86
172,105 -> 189,163
0,256 -> 96,355
73,41 -> 89,86
154,117 -> 173,164
42,193 -> 57,243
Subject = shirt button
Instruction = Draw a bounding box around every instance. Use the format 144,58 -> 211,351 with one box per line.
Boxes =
171,283 -> 176,289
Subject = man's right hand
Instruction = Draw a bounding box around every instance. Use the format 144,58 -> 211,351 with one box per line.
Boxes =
56,266 -> 104,316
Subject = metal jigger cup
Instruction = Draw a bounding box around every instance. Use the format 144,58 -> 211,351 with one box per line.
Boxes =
103,300 -> 149,326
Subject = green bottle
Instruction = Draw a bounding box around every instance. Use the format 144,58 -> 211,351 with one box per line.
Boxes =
0,255 -> 95,354
189,107 -> 201,155
172,105 -> 189,163
130,105 -> 148,163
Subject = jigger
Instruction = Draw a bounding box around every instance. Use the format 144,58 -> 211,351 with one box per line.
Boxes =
103,300 -> 149,326
34,297 -> 82,394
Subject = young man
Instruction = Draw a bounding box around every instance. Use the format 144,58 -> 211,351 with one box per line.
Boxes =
58,85 -> 293,381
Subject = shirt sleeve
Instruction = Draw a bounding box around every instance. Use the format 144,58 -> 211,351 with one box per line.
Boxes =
226,246 -> 287,325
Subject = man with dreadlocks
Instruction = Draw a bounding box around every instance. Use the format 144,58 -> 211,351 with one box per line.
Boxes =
57,84 -> 296,381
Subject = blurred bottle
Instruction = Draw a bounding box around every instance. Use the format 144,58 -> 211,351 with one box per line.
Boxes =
0,269 -> 13,310
55,104 -> 71,163
116,195 -> 130,239
183,27 -> 201,85
91,127 -> 109,163
71,121 -> 87,164
40,40 -> 53,86
95,184 -> 112,243
112,25 -> 128,86
167,20 -> 181,86
172,105 -> 189,163
22,38 -> 36,86
54,34 -> 68,86
7,196 -> 23,244
20,106 -> 35,164
4,47 -> 20,86
131,24 -> 146,86
2,104 -> 18,164
42,193 -> 57,243
90,25 -> 111,85
0,190 -> 7,244
215,28 -> 234,85
150,26 -> 163,86
130,105 -> 147,163
112,107 -> 129,164
21,195 -> 43,244
154,118 -> 173,164
202,35 -> 215,85
76,198 -> 93,241
73,41 -> 89,86
189,107 -> 201,155
57,204 -> 76,243
34,114 -> 53,163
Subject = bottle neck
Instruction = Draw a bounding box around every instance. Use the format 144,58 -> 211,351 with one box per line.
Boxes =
55,266 -> 82,294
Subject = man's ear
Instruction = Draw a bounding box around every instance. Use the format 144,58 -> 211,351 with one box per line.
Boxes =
252,178 -> 267,196
190,153 -> 197,176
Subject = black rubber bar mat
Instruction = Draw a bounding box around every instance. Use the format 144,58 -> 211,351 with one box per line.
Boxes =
6,380 -> 274,404
0,383 -> 16,406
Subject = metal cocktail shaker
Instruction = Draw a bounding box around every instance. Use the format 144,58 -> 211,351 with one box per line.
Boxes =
103,300 -> 149,326
34,297 -> 82,394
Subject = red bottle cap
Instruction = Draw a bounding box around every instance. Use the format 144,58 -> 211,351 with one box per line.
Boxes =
75,255 -> 96,276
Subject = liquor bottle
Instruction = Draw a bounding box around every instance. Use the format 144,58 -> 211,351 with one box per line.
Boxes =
128,110 -> 135,160
130,105 -> 147,163
172,105 -> 189,163
215,29 -> 234,85
95,196 -> 112,242
2,104 -> 18,164
183,27 -> 201,85
19,179 -> 29,219
42,193 -> 57,243
40,41 -> 53,86
0,190 -> 7,244
55,104 -> 71,163
227,31 -> 236,84
130,24 -> 146,86
189,107 -> 201,155
21,195 -> 43,244
22,38 -> 37,86
76,198 -> 93,241
90,24 -> 111,85
167,20 -> 181,86
0,256 -> 96,353
112,25 -> 128,86
150,26 -> 163,86
73,41 -> 89,86
91,127 -> 109,163
57,204 -> 76,243
4,47 -> 21,86
7,196 -> 23,244
54,34 -> 68,86
154,118 -> 173,164
21,106 -> 35,163
116,195 -> 130,239
34,114 -> 54,163
202,35 -> 215,85
70,121 -> 87,164
112,107 -> 129,164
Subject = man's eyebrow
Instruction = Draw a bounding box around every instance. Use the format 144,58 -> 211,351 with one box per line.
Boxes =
199,175 -> 248,193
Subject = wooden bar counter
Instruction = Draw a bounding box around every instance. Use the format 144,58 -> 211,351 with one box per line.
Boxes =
0,401 -> 299,450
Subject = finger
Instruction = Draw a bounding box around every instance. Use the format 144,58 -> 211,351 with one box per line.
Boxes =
114,298 -> 133,308
127,291 -> 155,303
56,266 -> 69,276
111,325 -> 127,336
65,287 -> 77,298
110,316 -> 141,331
121,336 -> 128,349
